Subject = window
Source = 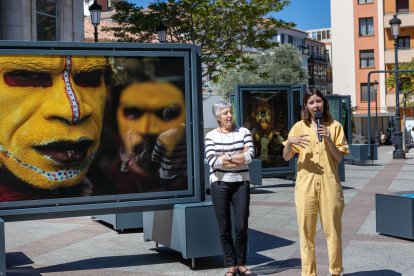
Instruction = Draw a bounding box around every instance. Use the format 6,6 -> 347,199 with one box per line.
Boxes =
276,34 -> 282,43
280,34 -> 285,44
359,18 -> 374,36
396,0 -> 409,13
36,0 -> 58,41
358,0 -> 373,4
361,83 -> 376,102
398,36 -> 411,49
360,50 -> 375,68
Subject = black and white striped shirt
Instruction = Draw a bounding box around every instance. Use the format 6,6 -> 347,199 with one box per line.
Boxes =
205,126 -> 254,183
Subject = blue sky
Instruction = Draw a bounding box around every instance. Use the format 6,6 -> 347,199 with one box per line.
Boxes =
126,0 -> 330,30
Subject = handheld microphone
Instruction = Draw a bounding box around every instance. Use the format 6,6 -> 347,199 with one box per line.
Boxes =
315,111 -> 323,142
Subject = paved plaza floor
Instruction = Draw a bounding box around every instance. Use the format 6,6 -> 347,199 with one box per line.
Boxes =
4,145 -> 414,275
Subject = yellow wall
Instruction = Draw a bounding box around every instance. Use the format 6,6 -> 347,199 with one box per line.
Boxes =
384,0 -> 414,13
384,27 -> 414,49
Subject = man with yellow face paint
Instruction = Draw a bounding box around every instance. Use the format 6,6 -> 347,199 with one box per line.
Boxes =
111,81 -> 187,193
0,55 -> 110,201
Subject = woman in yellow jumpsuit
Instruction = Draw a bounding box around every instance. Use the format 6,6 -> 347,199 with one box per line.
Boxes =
283,89 -> 349,276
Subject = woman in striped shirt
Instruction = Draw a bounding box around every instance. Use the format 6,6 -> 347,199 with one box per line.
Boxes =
205,100 -> 256,276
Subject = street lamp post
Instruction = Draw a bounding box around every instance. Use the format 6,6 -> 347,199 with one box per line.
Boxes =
89,1 -> 102,42
374,80 -> 381,147
389,14 -> 405,159
156,23 -> 167,43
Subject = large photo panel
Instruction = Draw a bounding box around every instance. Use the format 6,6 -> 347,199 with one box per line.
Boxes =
0,42 -> 202,219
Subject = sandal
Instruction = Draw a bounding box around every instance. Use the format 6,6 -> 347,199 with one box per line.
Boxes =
225,266 -> 237,276
237,266 -> 257,276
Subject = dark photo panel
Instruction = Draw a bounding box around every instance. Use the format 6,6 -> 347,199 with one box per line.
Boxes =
241,89 -> 289,169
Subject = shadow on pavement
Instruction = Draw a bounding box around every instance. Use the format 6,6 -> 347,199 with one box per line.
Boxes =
11,252 -> 179,274
6,266 -> 41,276
6,252 -> 33,268
344,270 -> 402,275
260,183 -> 295,189
250,258 -> 301,275
341,185 -> 356,190
251,189 -> 275,194
248,229 -> 295,253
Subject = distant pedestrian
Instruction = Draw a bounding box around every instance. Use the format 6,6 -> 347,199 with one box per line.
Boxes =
411,127 -> 414,143
381,129 -> 386,145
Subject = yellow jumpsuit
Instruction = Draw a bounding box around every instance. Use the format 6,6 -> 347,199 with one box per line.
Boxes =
284,120 -> 349,276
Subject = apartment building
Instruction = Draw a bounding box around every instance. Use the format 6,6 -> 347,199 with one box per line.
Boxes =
331,0 -> 414,141
274,27 -> 330,93
0,0 -> 84,41
304,37 -> 330,94
307,28 -> 333,94
384,0 -> 414,119
274,27 -> 310,69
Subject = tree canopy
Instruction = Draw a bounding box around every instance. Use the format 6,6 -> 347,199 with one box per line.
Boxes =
216,44 -> 308,99
103,0 -> 293,80
385,57 -> 414,107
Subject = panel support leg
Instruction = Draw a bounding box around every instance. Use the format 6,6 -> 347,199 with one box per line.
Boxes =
0,218 -> 6,275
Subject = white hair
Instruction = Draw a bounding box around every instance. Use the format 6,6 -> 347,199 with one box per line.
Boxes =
212,100 -> 232,121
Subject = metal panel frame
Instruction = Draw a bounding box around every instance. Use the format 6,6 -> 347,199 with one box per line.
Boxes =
0,41 -> 203,221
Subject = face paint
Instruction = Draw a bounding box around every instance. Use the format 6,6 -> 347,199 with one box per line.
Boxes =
63,56 -> 81,123
116,82 -> 185,155
0,55 -> 109,189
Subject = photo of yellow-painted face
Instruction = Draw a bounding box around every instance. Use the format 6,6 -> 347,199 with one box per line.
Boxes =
0,55 -> 109,189
116,82 -> 186,156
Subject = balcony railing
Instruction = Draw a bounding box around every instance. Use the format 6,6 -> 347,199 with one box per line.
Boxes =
384,12 -> 414,28
309,53 -> 329,62
385,48 -> 414,63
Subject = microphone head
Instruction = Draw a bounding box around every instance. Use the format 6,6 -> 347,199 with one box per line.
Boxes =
314,111 -> 323,120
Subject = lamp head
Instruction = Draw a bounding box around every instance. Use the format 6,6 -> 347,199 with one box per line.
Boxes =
156,23 -> 168,43
389,14 -> 401,40
89,1 -> 102,26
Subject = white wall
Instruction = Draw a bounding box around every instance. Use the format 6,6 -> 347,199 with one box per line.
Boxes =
0,0 -> 84,41
331,0 -> 356,105
377,0 -> 386,110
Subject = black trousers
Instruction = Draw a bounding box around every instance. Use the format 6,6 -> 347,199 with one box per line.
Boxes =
211,180 -> 250,267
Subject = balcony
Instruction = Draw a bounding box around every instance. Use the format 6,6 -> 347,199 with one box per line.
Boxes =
384,12 -> 414,28
385,93 -> 404,108
309,53 -> 329,62
386,93 -> 396,108
385,48 -> 414,63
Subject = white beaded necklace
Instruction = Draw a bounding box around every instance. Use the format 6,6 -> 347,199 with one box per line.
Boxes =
218,126 -> 236,156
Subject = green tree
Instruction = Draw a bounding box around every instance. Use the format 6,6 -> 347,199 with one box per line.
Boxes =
217,44 -> 308,99
385,57 -> 414,107
103,0 -> 293,80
